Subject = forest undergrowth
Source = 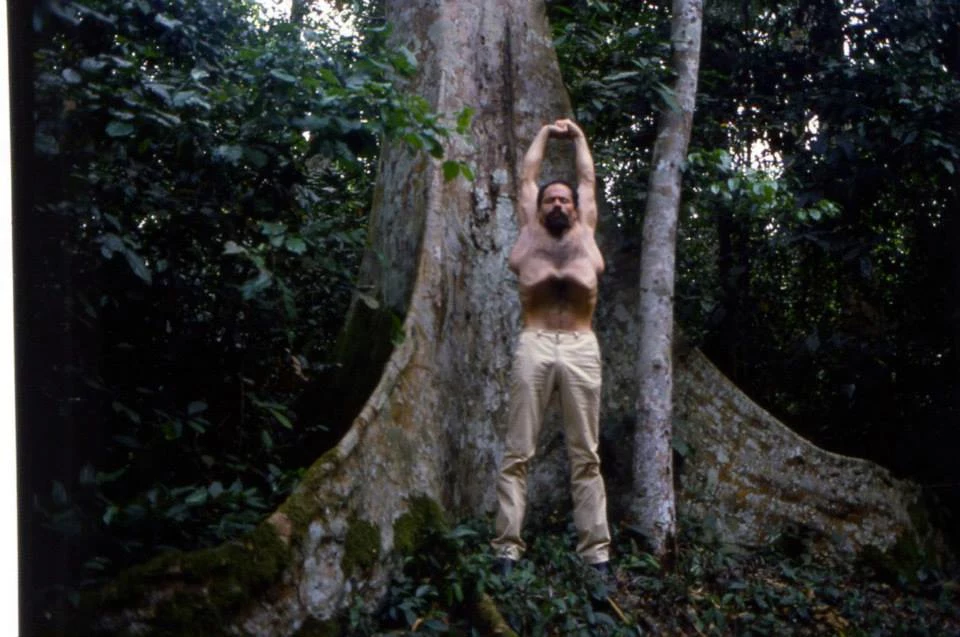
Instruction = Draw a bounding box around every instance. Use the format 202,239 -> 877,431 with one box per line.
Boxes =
343,516 -> 960,636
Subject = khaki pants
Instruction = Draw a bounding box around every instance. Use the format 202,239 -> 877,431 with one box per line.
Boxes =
492,329 -> 611,564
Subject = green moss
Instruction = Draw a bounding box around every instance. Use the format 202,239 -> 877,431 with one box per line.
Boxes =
84,520 -> 290,635
393,495 -> 448,556
277,447 -> 342,538
342,517 -> 381,575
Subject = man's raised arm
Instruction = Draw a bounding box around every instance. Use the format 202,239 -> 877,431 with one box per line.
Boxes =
556,119 -> 598,231
518,123 -> 563,228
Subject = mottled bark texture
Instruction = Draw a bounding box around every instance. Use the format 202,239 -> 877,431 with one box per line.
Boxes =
632,0 -> 703,557
88,1 -> 940,634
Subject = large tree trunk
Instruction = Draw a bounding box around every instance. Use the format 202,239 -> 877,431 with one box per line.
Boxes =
87,1 -> 941,634
632,0 -> 703,558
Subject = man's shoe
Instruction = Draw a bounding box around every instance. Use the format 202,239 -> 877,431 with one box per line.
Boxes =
590,561 -> 611,577
588,561 -> 615,600
493,557 -> 517,577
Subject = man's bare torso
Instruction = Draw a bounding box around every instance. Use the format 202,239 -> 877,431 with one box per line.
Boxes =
509,223 -> 604,331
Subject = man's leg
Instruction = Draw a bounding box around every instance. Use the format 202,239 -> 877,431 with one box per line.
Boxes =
492,331 -> 554,561
557,332 -> 611,565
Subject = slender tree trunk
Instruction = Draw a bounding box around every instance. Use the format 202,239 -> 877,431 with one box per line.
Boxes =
633,0 -> 703,558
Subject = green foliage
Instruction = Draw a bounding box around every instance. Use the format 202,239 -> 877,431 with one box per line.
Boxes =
548,0 -> 672,231
552,0 -> 960,535
27,0 -> 463,611
685,0 -> 960,485
334,519 -> 960,636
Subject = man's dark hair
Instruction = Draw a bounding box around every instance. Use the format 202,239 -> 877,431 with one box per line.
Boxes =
537,179 -> 579,210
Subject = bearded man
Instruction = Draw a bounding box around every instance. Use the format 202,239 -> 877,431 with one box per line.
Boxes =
492,119 -> 611,576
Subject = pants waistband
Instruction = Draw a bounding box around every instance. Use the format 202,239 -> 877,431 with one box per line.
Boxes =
521,328 -> 595,342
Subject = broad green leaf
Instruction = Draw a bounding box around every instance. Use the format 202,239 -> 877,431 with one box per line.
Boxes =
356,291 -> 379,309
261,221 -> 286,236
268,407 -> 293,429
102,505 -> 119,525
106,55 -> 133,69
61,68 -> 82,84
106,121 -> 135,137
603,70 -> 640,82
187,400 -> 208,416
396,46 -> 418,75
442,160 -> 460,181
80,58 -> 107,73
214,145 -> 243,164
184,489 -> 208,506
269,69 -> 297,84
173,91 -> 211,110
122,247 -> 153,284
456,107 -> 475,134
284,237 -> 307,254
654,82 -> 680,112
223,240 -> 246,255
155,14 -> 182,30
240,269 -> 273,299
144,83 -> 172,104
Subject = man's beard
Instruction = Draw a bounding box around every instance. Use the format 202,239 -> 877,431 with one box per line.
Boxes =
544,207 -> 571,237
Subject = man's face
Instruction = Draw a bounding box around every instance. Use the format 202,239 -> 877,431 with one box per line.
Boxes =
540,183 -> 577,237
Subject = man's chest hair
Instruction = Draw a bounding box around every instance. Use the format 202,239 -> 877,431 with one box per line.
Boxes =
529,227 -> 593,267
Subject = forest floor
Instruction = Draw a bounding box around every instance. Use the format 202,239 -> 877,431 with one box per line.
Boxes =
347,517 -> 960,636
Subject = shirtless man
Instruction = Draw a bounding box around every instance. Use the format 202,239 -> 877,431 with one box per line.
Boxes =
492,119 -> 611,575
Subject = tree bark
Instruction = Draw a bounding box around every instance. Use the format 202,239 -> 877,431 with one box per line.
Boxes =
86,1 -> 944,634
632,0 -> 703,558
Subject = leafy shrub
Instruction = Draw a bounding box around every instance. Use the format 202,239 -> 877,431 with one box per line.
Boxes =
27,0 -> 459,601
